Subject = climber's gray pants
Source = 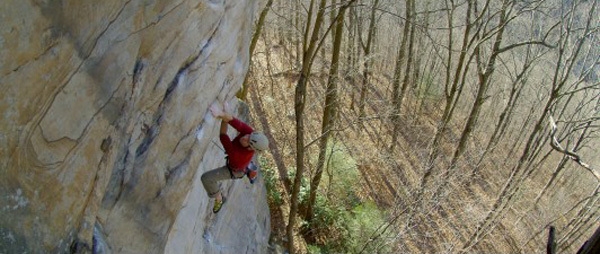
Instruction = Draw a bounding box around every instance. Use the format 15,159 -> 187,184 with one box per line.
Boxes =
201,165 -> 245,198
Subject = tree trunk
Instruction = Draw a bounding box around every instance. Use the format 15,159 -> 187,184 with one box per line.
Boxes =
390,0 -> 415,151
358,0 -> 380,118
287,0 -> 324,251
304,5 -> 346,243
420,0 -> 475,199
349,7 -> 361,111
237,0 -> 274,100
471,58 -> 531,175
437,0 -> 509,197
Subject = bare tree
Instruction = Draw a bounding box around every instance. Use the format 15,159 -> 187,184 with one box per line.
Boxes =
420,0 -> 479,199
287,0 -> 358,252
304,3 -> 346,243
357,0 -> 381,118
348,6 -> 362,111
390,0 -> 415,151
288,0 -> 326,251
447,0 -> 510,171
238,0 -> 274,100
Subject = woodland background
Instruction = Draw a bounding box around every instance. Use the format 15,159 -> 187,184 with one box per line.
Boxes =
241,0 -> 599,253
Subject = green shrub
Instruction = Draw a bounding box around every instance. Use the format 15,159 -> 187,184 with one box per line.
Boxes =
284,141 -> 396,253
307,244 -> 322,254
316,141 -> 360,206
259,157 -> 283,205
343,201 -> 393,253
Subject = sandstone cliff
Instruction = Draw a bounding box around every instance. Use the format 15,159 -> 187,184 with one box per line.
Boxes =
0,0 -> 270,253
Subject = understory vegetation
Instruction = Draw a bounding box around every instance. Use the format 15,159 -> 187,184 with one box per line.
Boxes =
261,143 -> 393,253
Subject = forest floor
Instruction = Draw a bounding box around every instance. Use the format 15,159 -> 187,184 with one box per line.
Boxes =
246,41 -> 594,253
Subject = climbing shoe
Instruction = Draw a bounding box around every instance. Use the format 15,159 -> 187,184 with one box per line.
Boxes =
213,197 -> 226,213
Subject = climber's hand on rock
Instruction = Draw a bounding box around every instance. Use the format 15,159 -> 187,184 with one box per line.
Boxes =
209,102 -> 225,118
223,101 -> 233,115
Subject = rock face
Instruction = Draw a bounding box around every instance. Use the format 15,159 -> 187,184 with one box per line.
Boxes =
0,0 -> 270,253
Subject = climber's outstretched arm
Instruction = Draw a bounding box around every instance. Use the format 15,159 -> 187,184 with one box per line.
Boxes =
210,102 -> 233,134
219,118 -> 229,134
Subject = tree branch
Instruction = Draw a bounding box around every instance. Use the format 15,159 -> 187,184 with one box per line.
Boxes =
497,40 -> 555,53
549,116 -> 600,181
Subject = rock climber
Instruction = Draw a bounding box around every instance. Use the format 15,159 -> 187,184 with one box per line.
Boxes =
201,101 -> 269,213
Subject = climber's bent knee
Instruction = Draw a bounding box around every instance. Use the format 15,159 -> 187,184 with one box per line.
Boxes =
201,165 -> 231,198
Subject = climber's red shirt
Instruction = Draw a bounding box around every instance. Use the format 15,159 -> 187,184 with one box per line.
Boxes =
219,117 -> 255,172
